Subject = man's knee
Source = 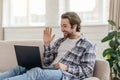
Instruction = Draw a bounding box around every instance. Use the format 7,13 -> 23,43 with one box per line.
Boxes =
25,67 -> 43,79
30,67 -> 42,71
27,67 -> 43,74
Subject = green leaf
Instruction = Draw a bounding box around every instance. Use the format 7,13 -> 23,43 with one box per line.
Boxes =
101,31 -> 117,42
108,31 -> 117,39
116,38 -> 120,44
108,31 -> 117,37
109,40 -> 115,49
110,53 -> 117,58
118,73 -> 120,77
110,39 -> 119,50
118,61 -> 120,67
107,59 -> 113,68
101,36 -> 111,42
118,32 -> 120,38
103,48 -> 113,57
108,20 -> 116,26
113,77 -> 119,80
117,62 -> 120,73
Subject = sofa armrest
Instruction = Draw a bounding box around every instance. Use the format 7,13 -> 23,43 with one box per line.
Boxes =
93,59 -> 110,80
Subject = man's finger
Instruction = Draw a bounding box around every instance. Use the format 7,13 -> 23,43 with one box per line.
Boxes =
51,34 -> 55,42
50,27 -> 52,35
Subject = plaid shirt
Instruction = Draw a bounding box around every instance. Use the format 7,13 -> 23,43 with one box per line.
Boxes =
43,35 -> 96,80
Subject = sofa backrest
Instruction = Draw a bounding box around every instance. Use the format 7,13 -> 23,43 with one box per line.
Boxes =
0,40 -> 44,72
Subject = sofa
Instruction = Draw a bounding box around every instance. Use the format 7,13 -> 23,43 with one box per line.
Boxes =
0,40 -> 110,80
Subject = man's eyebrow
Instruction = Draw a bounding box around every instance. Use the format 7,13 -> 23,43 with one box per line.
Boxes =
61,24 -> 67,26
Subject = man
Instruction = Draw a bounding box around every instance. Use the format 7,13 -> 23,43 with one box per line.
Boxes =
0,12 -> 96,80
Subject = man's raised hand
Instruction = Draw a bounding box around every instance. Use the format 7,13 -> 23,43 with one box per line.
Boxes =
43,27 -> 55,46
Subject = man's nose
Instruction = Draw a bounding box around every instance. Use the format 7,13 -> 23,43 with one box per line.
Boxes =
61,28 -> 66,32
61,27 -> 64,32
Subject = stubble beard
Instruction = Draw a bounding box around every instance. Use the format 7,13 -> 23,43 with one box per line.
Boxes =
63,32 -> 73,38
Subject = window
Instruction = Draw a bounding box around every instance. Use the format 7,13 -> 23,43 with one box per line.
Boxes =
3,0 -> 109,27
59,0 -> 109,25
3,0 -> 46,27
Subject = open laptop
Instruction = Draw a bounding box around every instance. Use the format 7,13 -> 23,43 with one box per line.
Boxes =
14,45 -> 44,70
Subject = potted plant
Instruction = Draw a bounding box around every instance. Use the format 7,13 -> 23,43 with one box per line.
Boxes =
101,20 -> 120,80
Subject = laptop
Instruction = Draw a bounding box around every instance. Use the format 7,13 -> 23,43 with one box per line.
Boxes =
14,45 -> 43,70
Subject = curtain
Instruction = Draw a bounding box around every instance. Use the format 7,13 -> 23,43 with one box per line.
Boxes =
0,29 -> 3,40
0,0 -> 3,40
109,0 -> 120,30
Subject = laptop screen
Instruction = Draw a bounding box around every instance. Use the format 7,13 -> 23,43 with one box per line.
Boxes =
14,45 -> 43,70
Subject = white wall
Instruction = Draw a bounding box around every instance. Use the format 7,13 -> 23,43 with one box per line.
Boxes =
4,25 -> 108,59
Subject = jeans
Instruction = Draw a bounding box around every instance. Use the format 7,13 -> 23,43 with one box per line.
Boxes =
0,66 -> 62,80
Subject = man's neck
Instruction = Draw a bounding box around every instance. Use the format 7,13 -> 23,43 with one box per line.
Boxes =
69,32 -> 80,39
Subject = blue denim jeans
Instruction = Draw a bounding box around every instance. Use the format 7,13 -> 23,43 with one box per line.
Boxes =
0,66 -> 62,80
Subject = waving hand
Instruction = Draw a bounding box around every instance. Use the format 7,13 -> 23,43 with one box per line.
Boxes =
43,27 -> 55,46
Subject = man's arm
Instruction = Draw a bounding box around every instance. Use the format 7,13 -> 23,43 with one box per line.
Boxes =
43,27 -> 56,65
43,38 -> 65,66
43,44 -> 56,65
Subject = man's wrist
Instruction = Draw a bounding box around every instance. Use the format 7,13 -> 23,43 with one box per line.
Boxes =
44,42 -> 50,46
66,65 -> 68,71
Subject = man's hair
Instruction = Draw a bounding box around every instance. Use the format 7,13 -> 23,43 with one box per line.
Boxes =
61,12 -> 81,32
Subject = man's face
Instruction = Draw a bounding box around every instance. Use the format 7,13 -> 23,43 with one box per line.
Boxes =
61,18 -> 75,38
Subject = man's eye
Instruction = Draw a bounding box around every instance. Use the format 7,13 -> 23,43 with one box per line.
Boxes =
64,26 -> 67,28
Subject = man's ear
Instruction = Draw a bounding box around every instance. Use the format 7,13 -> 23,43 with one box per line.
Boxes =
73,24 -> 77,30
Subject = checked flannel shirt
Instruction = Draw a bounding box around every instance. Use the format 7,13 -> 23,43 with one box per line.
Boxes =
43,35 -> 96,80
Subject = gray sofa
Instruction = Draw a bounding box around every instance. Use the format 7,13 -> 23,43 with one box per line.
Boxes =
0,40 -> 110,80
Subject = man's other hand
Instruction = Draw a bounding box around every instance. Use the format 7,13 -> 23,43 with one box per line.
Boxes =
54,62 -> 68,71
